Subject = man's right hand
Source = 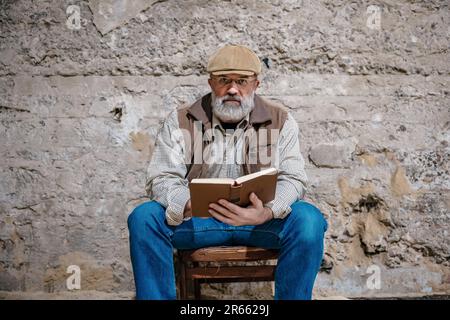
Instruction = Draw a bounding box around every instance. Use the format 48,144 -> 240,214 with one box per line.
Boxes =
183,200 -> 192,218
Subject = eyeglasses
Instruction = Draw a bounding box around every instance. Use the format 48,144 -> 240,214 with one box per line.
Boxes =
211,76 -> 256,89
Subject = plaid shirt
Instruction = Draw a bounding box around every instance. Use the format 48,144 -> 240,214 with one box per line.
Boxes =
146,105 -> 308,226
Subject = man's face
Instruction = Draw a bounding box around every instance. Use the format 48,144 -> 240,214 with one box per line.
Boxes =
208,73 -> 260,123
208,73 -> 260,102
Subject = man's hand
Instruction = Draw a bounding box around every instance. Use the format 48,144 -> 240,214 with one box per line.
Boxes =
208,192 -> 273,226
183,200 -> 192,218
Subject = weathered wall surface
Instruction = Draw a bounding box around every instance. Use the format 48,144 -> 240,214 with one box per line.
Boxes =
0,0 -> 449,299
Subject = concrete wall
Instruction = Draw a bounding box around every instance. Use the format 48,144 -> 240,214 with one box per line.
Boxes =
0,0 -> 449,299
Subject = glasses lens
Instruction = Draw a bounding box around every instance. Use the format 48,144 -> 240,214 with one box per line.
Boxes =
215,77 -> 253,88
218,77 -> 230,86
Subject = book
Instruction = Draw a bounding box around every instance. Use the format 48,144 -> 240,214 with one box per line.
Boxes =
188,168 -> 278,217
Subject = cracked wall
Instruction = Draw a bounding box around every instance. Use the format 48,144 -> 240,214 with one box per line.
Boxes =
0,0 -> 449,299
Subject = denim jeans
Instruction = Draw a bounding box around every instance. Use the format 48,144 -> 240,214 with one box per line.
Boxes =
127,200 -> 328,300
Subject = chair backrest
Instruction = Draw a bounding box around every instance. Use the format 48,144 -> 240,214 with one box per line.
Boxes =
177,246 -> 279,299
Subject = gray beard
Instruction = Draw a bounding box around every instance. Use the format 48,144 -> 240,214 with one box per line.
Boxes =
211,91 -> 255,123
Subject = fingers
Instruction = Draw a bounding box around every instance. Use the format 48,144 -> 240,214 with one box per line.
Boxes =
183,200 -> 192,217
249,192 -> 263,207
209,203 -> 238,219
217,199 -> 242,213
208,209 -> 235,225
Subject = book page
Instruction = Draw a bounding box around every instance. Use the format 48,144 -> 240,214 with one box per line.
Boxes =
190,178 -> 235,184
235,167 -> 277,184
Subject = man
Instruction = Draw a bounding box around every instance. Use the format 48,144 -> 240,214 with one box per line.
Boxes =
127,44 -> 328,300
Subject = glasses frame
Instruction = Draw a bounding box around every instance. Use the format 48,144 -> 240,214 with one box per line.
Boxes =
210,76 -> 257,89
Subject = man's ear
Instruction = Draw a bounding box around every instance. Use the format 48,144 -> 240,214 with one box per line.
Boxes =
208,78 -> 213,88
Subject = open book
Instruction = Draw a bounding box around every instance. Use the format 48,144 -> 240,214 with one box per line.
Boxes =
189,168 -> 278,217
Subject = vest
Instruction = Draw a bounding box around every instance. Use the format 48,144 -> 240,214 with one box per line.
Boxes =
177,93 -> 288,182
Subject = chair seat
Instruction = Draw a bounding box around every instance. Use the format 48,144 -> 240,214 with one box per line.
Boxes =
179,246 -> 279,262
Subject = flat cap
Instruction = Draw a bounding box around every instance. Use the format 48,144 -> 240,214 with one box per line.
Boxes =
207,44 -> 261,76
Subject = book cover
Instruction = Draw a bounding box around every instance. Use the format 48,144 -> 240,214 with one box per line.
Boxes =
188,168 -> 278,217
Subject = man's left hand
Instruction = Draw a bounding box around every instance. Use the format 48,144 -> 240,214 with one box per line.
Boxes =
208,192 -> 273,226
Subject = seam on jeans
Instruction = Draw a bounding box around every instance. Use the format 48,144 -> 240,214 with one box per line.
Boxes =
174,228 -> 232,234
174,227 -> 229,232
233,228 -> 280,238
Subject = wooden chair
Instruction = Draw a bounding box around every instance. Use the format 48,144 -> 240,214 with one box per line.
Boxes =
176,246 -> 279,299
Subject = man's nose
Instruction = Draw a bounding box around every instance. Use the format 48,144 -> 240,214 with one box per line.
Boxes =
227,85 -> 239,95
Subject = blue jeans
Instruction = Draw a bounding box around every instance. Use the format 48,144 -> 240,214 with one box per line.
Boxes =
127,200 -> 327,300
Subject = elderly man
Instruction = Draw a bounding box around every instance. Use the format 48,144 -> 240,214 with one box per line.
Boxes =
127,44 -> 327,300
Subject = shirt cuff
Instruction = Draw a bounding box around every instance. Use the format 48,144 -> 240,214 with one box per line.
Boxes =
165,187 -> 190,226
264,199 -> 292,219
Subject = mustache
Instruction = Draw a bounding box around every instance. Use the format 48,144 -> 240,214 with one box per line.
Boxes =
220,95 -> 241,102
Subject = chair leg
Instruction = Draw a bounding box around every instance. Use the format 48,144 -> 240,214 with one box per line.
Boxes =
179,261 -> 188,299
192,262 -> 201,299
194,280 -> 201,299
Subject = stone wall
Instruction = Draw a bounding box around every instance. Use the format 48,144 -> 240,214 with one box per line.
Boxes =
0,0 -> 449,299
